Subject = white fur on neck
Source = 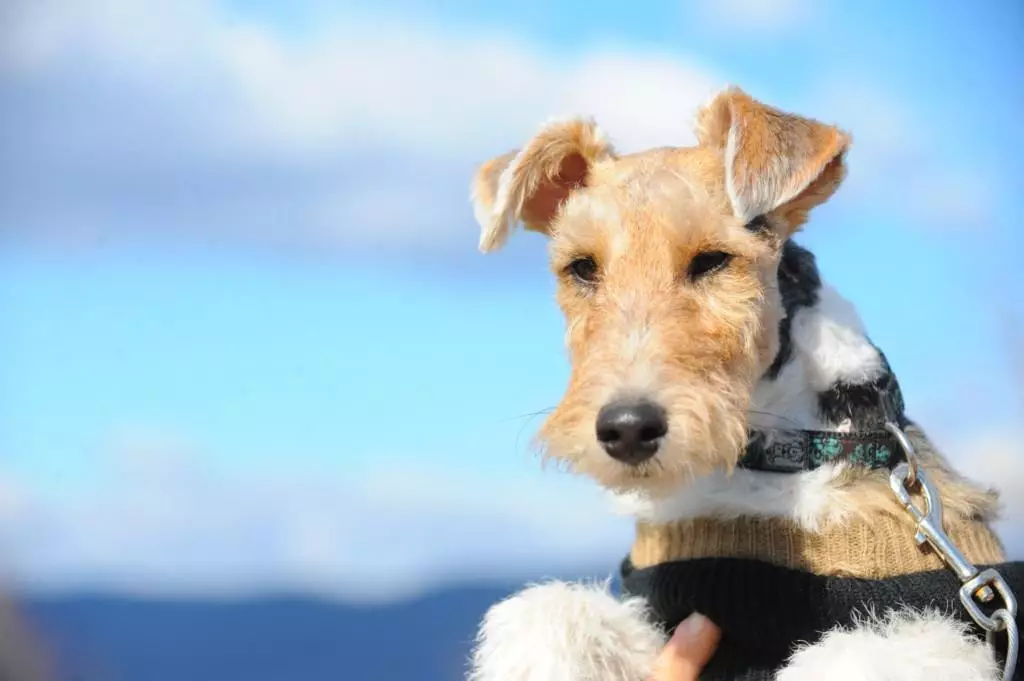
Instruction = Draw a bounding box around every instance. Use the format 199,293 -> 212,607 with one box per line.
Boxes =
791,283 -> 884,390
612,464 -> 850,531
613,279 -> 885,530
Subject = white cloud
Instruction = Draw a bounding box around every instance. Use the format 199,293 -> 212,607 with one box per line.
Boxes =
903,170 -> 994,228
806,79 -> 996,229
3,0 -> 716,162
945,429 -> 1024,559
1,423 -> 1019,602
0,0 -> 993,258
694,0 -> 813,35
0,0 -> 723,254
0,432 -> 633,603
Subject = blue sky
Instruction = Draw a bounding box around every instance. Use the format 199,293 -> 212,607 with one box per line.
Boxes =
0,0 -> 1022,599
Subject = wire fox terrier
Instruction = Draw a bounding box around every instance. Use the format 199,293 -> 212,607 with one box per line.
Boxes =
465,87 -> 1022,680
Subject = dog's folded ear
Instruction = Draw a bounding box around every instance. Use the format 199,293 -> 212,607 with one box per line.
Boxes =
471,118 -> 616,253
695,87 -> 850,234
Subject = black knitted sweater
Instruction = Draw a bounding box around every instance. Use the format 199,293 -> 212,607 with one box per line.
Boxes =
620,556 -> 1024,680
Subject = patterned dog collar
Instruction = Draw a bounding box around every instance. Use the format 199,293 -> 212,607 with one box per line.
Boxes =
737,429 -> 905,472
738,372 -> 909,473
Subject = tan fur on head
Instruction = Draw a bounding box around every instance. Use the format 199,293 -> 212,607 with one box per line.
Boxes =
469,88 -> 851,494
695,86 -> 850,231
536,155 -> 768,493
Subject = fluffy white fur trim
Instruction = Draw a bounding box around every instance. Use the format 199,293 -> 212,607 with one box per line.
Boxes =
777,608 -> 999,681
468,579 -> 665,681
469,583 -> 1000,681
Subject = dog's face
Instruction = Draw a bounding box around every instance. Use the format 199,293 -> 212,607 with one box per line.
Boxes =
472,88 -> 849,494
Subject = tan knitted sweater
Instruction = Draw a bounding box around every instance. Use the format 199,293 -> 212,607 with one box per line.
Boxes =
630,514 -> 1006,578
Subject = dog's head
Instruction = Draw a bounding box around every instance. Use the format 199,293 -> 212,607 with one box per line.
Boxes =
471,87 -> 849,494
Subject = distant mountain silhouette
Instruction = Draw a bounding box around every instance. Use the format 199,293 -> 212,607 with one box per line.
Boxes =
18,571 -> 620,681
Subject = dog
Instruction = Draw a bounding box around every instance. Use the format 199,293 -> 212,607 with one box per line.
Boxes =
464,87 -> 1022,680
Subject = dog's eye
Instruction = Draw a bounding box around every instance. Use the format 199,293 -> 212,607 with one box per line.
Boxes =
688,251 -> 733,280
567,256 -> 599,284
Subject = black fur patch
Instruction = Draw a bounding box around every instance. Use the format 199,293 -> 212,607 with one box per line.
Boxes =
760,240 -> 908,429
764,241 -> 821,380
744,214 -> 771,234
816,352 -> 907,430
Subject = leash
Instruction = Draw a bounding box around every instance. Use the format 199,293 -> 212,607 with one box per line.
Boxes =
735,369 -> 1018,679
740,427 -> 1019,679
886,420 -> 1019,681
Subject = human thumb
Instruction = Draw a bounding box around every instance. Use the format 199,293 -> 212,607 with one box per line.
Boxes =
648,612 -> 721,681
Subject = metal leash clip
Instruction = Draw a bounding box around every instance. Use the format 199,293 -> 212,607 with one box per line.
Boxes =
887,422 -> 1019,681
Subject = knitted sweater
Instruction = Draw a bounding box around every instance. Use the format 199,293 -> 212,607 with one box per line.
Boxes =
620,556 -> 1024,680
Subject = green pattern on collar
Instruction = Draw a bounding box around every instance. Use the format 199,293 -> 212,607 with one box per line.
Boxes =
740,369 -> 909,473
738,430 -> 904,473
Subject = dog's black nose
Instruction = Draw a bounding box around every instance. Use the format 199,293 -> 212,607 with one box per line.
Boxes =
595,400 -> 668,465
